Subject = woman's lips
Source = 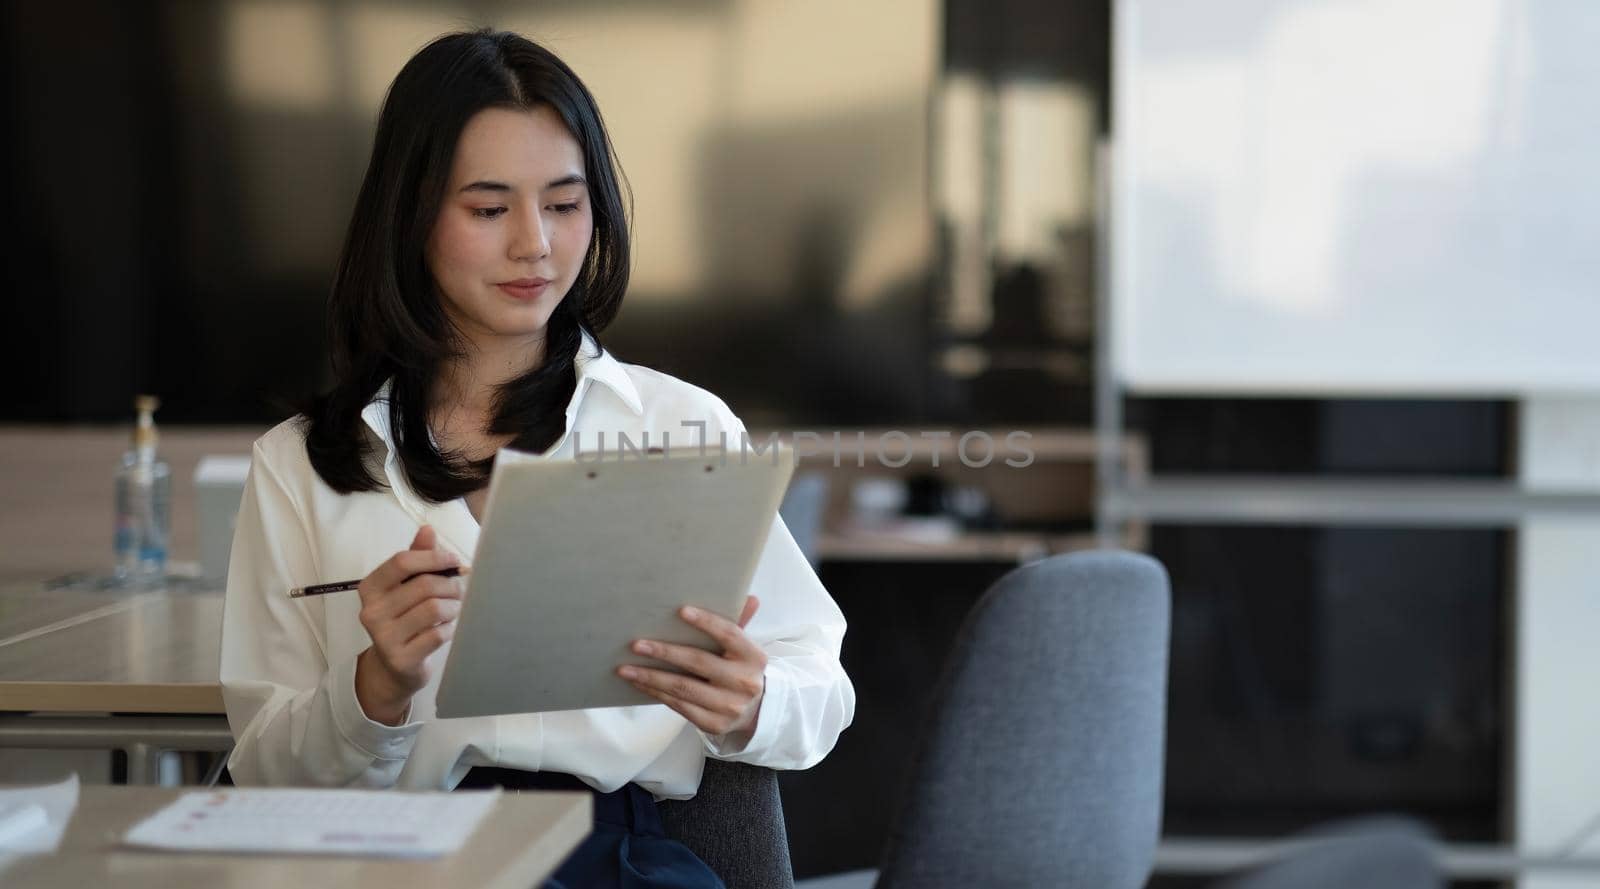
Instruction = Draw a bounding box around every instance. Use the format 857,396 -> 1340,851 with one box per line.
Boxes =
497,279 -> 551,300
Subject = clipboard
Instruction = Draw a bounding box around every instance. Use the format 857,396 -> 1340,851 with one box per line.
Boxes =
434,444 -> 795,718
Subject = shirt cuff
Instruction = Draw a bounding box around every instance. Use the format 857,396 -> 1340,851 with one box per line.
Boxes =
327,652 -> 423,760
702,663 -> 789,760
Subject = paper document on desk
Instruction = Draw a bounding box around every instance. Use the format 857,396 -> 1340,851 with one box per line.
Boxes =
0,774 -> 78,854
123,787 -> 500,858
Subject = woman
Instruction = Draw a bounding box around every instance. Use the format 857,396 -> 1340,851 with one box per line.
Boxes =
219,29 -> 855,888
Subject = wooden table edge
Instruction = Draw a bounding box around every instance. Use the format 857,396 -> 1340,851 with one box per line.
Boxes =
0,681 -> 225,714
482,791 -> 593,889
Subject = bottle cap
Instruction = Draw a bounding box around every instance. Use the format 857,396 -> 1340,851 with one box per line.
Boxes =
133,395 -> 161,451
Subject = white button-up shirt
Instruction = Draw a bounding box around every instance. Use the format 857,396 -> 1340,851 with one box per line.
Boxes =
219,337 -> 855,796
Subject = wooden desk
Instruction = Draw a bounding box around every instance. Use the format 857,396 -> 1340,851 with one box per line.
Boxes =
0,590 -> 224,714
0,785 -> 591,889
0,584 -> 228,782
0,590 -> 150,647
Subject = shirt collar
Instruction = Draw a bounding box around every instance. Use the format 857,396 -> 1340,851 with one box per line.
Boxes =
572,332 -> 644,417
359,332 -> 642,451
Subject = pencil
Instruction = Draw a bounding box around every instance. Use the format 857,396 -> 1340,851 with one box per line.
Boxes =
287,566 -> 462,599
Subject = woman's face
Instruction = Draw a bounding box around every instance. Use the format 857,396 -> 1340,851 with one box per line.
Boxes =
426,105 -> 594,349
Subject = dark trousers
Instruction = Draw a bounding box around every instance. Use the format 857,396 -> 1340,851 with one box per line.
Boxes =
458,767 -> 725,889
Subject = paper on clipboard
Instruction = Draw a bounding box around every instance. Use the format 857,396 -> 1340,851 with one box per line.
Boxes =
435,444 -> 794,719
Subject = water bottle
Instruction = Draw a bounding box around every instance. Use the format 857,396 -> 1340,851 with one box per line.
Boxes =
114,394 -> 172,584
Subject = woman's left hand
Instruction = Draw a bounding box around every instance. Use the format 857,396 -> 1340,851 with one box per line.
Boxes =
619,596 -> 767,737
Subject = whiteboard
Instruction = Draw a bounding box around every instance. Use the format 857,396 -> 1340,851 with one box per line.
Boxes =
1112,0 -> 1600,396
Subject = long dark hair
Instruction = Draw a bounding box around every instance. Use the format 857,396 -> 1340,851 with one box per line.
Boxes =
304,29 -> 630,502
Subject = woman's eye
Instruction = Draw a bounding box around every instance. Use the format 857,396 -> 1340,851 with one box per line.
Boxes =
472,207 -> 507,219
550,203 -> 581,215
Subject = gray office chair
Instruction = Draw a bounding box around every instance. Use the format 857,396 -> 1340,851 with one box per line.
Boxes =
864,550 -> 1171,889
659,758 -> 796,889
670,551 -> 1170,889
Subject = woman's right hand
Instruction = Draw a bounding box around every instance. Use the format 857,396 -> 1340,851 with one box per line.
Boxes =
353,525 -> 465,726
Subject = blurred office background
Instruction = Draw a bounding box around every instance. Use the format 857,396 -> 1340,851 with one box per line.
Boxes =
7,0 -> 1587,886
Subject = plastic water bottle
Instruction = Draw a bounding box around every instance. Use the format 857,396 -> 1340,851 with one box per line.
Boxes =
114,395 -> 172,584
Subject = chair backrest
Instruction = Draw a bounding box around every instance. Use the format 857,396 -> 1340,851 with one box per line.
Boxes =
875,550 -> 1172,889
659,757 -> 796,889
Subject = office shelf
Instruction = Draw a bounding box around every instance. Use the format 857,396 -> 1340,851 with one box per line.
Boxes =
1102,476 -> 1600,528
816,530 -> 1105,564
1156,836 -> 1600,882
